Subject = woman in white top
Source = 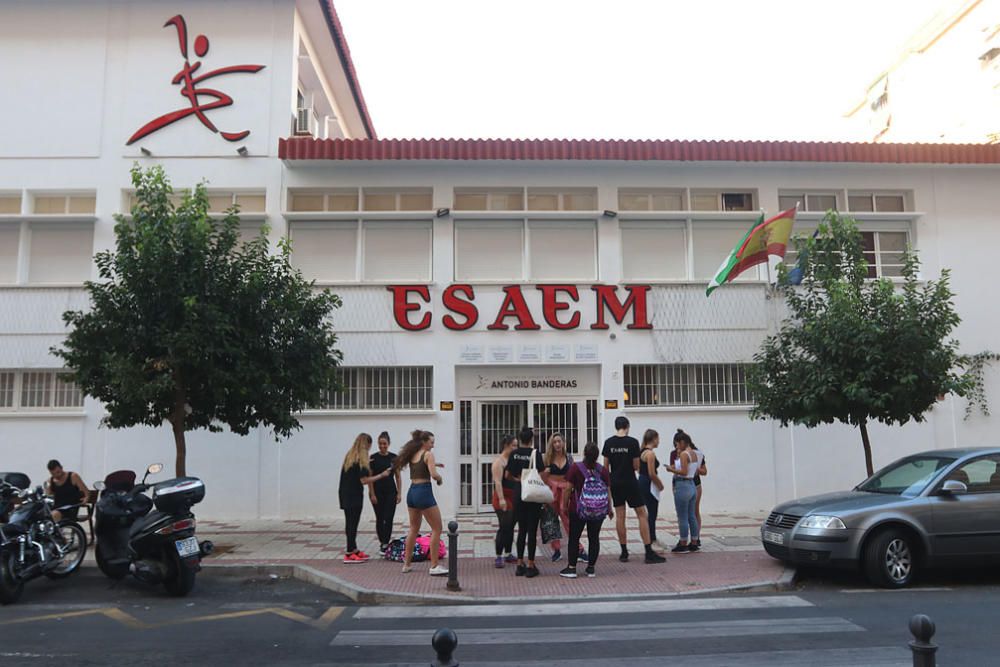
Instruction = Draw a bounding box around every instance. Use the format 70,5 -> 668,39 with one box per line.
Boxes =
665,429 -> 704,554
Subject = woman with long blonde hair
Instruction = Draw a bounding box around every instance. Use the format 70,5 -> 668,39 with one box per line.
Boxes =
391,430 -> 447,576
542,433 -> 573,562
339,433 -> 375,563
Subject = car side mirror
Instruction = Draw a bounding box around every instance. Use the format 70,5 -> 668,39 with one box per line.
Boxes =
940,479 -> 968,496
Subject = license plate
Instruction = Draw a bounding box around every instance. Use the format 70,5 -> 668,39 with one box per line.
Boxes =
175,536 -> 199,558
763,530 -> 785,545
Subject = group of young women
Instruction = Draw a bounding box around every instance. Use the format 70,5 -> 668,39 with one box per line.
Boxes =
337,422 -> 707,580
338,429 -> 448,576
490,424 -> 707,579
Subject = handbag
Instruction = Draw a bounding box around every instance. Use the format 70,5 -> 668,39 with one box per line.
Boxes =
540,503 -> 562,544
521,459 -> 554,504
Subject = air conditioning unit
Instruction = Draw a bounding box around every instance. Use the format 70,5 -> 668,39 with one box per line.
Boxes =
295,107 -> 313,135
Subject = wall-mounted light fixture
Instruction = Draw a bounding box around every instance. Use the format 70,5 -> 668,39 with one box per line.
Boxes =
140,147 -> 153,157
237,146 -> 249,157
603,210 -> 618,218
436,207 -> 450,218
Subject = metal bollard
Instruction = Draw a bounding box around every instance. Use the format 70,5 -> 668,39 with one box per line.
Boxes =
447,520 -> 460,592
909,614 -> 937,667
431,627 -> 459,667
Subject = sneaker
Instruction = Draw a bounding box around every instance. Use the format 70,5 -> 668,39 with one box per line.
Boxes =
558,566 -> 577,579
585,565 -> 596,578
429,565 -> 449,577
355,551 -> 371,561
551,549 -> 561,562
515,564 -> 527,577
578,551 -> 589,563
688,542 -> 701,553
525,566 -> 540,578
671,542 -> 690,554
504,553 -> 518,563
644,551 -> 666,564
379,543 -> 389,553
618,552 -> 629,563
401,565 -> 412,573
343,553 -> 367,564
693,539 -> 702,548
494,556 -> 505,569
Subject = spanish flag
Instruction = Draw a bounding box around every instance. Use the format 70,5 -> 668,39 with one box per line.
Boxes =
706,206 -> 797,296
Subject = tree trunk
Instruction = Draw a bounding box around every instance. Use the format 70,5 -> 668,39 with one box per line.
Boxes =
859,420 -> 874,477
171,417 -> 187,478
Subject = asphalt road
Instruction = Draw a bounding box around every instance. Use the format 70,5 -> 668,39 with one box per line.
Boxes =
1,563 -> 999,665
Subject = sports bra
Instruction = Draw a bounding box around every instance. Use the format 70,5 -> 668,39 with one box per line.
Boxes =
548,455 -> 572,476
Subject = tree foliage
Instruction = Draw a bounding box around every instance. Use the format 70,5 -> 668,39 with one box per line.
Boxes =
55,166 -> 342,477
747,212 -> 967,476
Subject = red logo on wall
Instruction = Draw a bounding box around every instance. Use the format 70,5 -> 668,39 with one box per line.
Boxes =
126,15 -> 265,145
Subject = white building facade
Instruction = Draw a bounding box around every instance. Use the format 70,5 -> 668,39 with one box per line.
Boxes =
3,0 -> 1000,520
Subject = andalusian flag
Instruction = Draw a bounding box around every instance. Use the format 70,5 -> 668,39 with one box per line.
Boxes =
705,206 -> 798,296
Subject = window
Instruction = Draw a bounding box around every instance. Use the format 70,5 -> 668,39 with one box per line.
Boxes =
455,221 -> 523,281
362,188 -> 432,212
944,456 -> 1000,493
28,223 -> 94,283
526,188 -> 597,211
778,192 -> 839,212
0,194 -> 21,214
847,191 -> 908,213
862,230 -> 907,278
692,223 -> 760,280
453,188 -> 524,211
618,188 -> 685,211
289,189 -> 359,212
362,222 -> 432,281
311,366 -> 433,410
0,224 -> 18,283
32,193 -> 96,215
288,221 -> 358,282
0,371 -> 84,411
528,221 -> 596,281
624,364 -> 752,407
690,190 -> 756,212
620,222 -> 687,280
205,191 -> 266,213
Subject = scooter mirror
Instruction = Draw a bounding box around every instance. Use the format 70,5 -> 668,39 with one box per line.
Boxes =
93,481 -> 105,491
147,463 -> 164,475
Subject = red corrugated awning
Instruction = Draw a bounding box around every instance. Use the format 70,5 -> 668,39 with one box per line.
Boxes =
279,137 -> 1000,164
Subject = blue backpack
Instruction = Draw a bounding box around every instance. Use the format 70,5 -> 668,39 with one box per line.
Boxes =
576,463 -> 609,520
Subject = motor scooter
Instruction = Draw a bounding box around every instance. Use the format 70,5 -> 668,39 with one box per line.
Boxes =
93,463 -> 213,596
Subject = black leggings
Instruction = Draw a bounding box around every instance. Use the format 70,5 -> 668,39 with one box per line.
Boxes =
373,489 -> 397,546
515,501 -> 542,561
343,505 -> 362,553
638,475 -> 659,542
568,515 -> 604,568
495,507 -> 516,556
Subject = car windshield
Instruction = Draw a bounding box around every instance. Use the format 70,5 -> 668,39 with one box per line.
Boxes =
856,456 -> 954,496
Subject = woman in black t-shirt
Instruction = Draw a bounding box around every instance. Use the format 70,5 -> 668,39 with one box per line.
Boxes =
369,431 -> 402,552
340,433 -> 375,563
506,426 -> 545,578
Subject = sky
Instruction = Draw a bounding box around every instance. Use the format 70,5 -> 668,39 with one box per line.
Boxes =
334,0 -> 952,141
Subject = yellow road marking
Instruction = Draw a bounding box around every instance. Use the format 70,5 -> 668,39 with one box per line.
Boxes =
0,606 -> 344,631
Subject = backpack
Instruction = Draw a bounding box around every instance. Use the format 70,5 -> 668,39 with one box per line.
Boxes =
576,463 -> 609,520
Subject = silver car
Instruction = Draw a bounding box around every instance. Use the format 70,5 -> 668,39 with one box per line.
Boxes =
761,447 -> 1000,588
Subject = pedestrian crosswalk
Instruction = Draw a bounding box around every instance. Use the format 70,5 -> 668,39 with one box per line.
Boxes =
330,595 -> 910,666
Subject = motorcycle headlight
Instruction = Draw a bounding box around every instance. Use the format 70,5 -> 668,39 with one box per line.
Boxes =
799,515 -> 847,530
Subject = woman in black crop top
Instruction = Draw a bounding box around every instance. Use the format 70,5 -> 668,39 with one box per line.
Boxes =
637,429 -> 664,546
491,434 -> 518,568
542,433 -> 573,562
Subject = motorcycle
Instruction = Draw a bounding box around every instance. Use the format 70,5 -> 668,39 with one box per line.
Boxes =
0,475 -> 88,604
93,463 -> 213,597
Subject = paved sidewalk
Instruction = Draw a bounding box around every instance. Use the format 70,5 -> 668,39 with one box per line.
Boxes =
200,511 -> 790,602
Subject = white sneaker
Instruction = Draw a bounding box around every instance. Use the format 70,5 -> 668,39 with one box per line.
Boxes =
428,565 -> 449,577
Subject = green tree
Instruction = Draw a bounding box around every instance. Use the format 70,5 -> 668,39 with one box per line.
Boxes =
747,212 -> 967,476
55,166 -> 342,477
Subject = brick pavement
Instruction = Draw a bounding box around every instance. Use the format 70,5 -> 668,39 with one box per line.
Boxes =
200,511 -> 788,600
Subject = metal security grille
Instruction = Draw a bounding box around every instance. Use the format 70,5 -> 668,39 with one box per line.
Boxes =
460,463 -> 473,507
53,373 -> 83,408
533,402 -> 580,455
586,399 -> 598,448
624,364 -> 752,407
459,400 -> 472,457
312,366 -> 432,410
479,401 -> 527,506
0,372 -> 14,408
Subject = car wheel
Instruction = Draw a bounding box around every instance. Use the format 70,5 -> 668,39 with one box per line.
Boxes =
863,528 -> 916,588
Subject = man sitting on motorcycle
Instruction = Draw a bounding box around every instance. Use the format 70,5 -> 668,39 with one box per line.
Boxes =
45,460 -> 88,522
